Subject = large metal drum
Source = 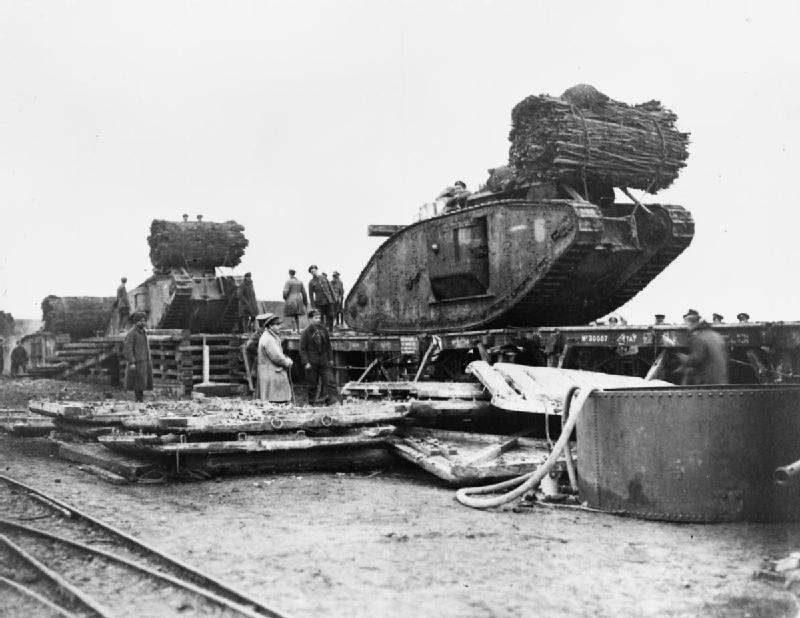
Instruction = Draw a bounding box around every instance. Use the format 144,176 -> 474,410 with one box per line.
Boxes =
576,385 -> 800,522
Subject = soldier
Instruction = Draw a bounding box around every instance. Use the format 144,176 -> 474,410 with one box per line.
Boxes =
712,313 -> 724,324
256,313 -> 293,403
737,312 -> 750,323
331,271 -> 345,328
282,269 -> 307,333
237,272 -> 259,333
123,312 -> 153,402
10,340 -> 28,376
300,309 -> 340,406
654,314 -> 666,325
117,277 -> 130,330
308,265 -> 336,330
439,180 -> 472,213
676,309 -> 729,385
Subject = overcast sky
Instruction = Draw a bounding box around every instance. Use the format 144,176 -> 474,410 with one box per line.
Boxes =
1,1 -> 798,325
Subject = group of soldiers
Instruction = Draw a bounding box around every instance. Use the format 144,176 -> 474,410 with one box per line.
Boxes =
241,265 -> 345,405
237,266 -> 345,334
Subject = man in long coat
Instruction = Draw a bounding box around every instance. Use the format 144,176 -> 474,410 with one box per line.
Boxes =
237,272 -> 259,333
10,341 -> 28,375
308,265 -> 336,330
677,309 -> 729,385
300,309 -> 340,405
116,277 -> 130,330
330,271 -> 345,328
257,313 -> 293,403
123,312 -> 153,402
282,269 -> 307,333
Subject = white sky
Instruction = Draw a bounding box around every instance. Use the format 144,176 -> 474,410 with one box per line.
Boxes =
1,1 -> 798,325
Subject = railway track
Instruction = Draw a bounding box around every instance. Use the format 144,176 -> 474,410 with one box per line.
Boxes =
0,474 -> 291,618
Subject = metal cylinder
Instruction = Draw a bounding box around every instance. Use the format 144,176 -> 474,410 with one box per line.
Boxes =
774,459 -> 800,484
577,385 -> 800,522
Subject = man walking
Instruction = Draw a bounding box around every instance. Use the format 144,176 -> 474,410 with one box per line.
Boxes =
117,277 -> 130,330
308,265 -> 336,330
677,309 -> 729,385
10,340 -> 28,376
123,312 -> 153,402
300,309 -> 340,405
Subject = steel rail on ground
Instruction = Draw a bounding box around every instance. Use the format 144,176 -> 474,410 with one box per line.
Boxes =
0,474 -> 292,618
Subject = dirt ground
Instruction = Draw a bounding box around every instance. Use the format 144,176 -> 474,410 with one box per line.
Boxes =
2,376 -> 800,618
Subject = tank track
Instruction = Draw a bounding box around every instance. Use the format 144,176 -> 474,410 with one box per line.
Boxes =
591,204 -> 694,318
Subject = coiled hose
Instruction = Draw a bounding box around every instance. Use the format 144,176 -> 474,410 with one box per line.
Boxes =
455,385 -> 598,509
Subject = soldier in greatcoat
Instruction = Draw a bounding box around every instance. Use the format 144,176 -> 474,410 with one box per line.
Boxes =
308,265 -> 336,330
10,341 -> 28,375
677,309 -> 729,385
330,271 -> 345,328
237,272 -> 259,333
123,312 -> 153,402
282,269 -> 308,333
256,313 -> 294,403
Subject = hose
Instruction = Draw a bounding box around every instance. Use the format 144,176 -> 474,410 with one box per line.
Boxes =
455,385 -> 597,509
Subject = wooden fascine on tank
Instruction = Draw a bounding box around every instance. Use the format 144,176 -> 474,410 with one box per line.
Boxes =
107,217 -> 251,335
345,186 -> 694,335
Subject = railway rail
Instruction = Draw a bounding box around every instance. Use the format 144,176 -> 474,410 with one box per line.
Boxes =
0,474 -> 290,618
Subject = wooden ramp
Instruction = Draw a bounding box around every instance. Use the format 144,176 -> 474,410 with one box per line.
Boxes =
389,427 -> 566,486
466,361 -> 671,414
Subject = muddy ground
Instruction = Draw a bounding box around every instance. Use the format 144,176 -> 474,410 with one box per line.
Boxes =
2,376 -> 799,618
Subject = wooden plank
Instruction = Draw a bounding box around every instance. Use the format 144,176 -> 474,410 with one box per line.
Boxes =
77,464 -> 130,485
461,430 -> 534,467
342,380 -> 488,400
61,348 -> 117,379
368,224 -> 405,237
58,442 -> 159,480
414,381 -> 487,400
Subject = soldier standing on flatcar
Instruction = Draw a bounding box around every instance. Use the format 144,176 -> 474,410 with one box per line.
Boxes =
237,272 -> 259,333
308,265 -> 336,330
330,271 -> 345,328
282,269 -> 308,333
116,277 -> 130,330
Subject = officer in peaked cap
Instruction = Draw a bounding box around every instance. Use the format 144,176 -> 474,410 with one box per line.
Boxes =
712,313 -> 724,324
737,312 -> 750,323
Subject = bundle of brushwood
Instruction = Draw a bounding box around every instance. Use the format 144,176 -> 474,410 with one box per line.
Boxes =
41,296 -> 115,339
148,219 -> 248,274
0,311 -> 14,337
509,84 -> 690,193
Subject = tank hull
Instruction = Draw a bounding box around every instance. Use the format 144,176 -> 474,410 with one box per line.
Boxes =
345,199 -> 693,334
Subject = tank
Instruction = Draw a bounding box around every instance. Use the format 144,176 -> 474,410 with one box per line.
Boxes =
345,187 -> 694,334
108,218 -> 251,334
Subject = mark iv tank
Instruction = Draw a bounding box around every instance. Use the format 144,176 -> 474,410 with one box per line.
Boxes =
344,186 -> 694,334
108,217 -> 251,334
